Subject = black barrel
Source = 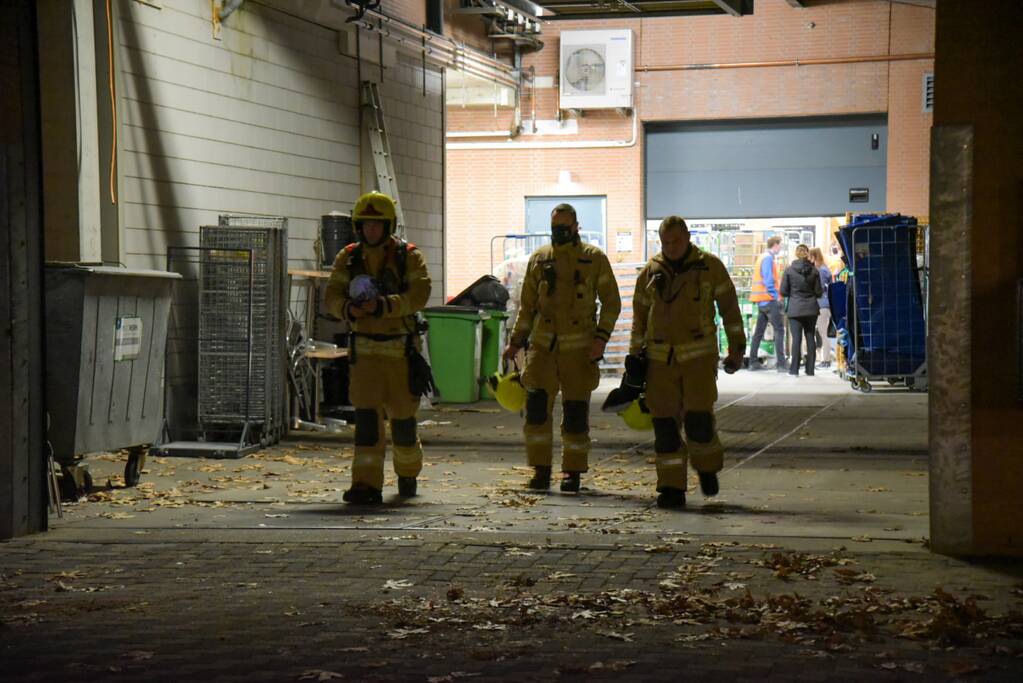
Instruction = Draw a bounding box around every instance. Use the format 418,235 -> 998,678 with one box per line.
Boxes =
321,212 -> 354,268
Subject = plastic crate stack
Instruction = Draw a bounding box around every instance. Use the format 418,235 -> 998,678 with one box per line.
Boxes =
839,214 -> 926,383
198,216 -> 288,445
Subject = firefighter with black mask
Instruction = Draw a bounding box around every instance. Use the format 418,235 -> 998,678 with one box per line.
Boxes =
502,203 -> 621,492
325,192 -> 432,505
631,216 -> 745,508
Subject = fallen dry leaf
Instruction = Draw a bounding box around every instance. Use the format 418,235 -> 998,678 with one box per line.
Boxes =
123,651 -> 154,661
388,627 -> 429,639
298,670 -> 344,681
584,661 -> 637,673
383,579 -> 414,591
596,630 -> 634,642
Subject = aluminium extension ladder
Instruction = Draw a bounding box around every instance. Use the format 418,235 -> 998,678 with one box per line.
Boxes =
361,80 -> 406,240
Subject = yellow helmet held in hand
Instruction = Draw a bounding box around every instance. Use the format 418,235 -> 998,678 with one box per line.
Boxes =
488,370 -> 526,412
621,398 -> 654,431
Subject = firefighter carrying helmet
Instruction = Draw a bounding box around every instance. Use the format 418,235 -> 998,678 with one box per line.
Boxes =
488,369 -> 526,413
353,191 -> 397,240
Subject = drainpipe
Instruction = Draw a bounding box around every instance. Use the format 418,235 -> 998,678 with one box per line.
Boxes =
219,0 -> 245,20
511,45 -> 523,137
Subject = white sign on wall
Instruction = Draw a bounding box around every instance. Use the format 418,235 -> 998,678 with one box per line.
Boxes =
616,232 -> 633,252
114,317 -> 143,362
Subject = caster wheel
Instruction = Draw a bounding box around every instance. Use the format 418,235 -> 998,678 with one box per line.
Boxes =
58,471 -> 78,501
59,465 -> 93,500
124,450 -> 145,487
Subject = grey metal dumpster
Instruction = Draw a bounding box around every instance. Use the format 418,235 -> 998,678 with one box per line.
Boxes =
44,265 -> 180,497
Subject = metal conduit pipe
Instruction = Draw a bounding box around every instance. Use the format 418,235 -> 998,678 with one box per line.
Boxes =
329,1 -> 519,89
446,109 -> 638,150
447,131 -> 515,138
639,52 -> 934,72
347,19 -> 518,89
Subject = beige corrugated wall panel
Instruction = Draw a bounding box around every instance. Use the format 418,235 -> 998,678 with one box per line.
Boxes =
376,54 -> 445,297
116,0 -> 445,300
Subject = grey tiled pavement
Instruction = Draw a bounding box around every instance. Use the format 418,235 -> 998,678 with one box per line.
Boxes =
3,372 -> 1022,681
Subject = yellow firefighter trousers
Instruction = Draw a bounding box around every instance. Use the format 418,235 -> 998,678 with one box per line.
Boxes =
520,346 -> 600,472
644,354 -> 723,490
348,354 -> 423,490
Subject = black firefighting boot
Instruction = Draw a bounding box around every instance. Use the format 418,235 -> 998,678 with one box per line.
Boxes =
342,483 -> 383,505
527,465 -> 551,490
398,476 -> 418,498
559,471 -> 581,493
698,472 -> 720,497
656,487 -> 686,509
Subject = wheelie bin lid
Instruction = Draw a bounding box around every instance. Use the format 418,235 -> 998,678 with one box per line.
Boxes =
422,306 -> 489,320
45,263 -> 182,280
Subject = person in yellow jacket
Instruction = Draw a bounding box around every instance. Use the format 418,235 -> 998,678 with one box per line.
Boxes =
502,204 -> 621,492
325,191 -> 432,505
631,216 -> 746,508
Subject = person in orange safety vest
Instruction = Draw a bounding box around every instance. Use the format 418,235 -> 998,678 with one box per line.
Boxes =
748,235 -> 787,371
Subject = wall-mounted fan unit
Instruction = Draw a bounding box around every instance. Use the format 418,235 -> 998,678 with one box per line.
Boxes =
559,29 -> 633,110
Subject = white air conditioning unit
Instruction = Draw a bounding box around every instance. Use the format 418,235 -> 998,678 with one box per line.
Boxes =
559,29 -> 633,110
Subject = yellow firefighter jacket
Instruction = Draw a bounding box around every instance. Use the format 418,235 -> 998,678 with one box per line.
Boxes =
510,240 -> 621,352
324,236 -> 432,357
630,245 -> 746,363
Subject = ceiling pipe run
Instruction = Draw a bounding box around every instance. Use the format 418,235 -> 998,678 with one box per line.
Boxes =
328,0 -> 519,89
640,52 -> 934,72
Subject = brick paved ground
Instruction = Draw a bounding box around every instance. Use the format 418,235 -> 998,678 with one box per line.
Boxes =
3,374 -> 1021,681
3,531 -> 1022,682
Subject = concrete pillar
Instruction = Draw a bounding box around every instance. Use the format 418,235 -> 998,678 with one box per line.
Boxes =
1,0 -> 48,539
928,1 -> 1023,556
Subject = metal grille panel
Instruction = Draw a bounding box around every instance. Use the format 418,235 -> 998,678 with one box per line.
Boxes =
199,217 -> 288,436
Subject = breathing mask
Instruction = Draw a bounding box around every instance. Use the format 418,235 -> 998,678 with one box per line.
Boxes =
551,223 -> 575,246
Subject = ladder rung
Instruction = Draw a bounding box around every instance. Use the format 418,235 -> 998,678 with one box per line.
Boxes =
361,80 -> 407,239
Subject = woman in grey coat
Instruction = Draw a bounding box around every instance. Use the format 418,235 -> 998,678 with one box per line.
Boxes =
780,244 -> 824,376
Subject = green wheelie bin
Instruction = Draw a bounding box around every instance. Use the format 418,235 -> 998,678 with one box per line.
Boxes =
421,307 -> 486,403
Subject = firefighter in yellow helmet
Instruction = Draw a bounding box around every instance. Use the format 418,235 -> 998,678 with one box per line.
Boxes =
502,203 -> 621,492
325,191 -> 432,504
631,216 -> 745,508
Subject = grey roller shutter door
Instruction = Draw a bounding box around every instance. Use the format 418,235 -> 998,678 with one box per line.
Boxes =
645,115 -> 888,219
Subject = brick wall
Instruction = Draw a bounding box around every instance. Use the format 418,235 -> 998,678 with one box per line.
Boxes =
445,0 -> 936,294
